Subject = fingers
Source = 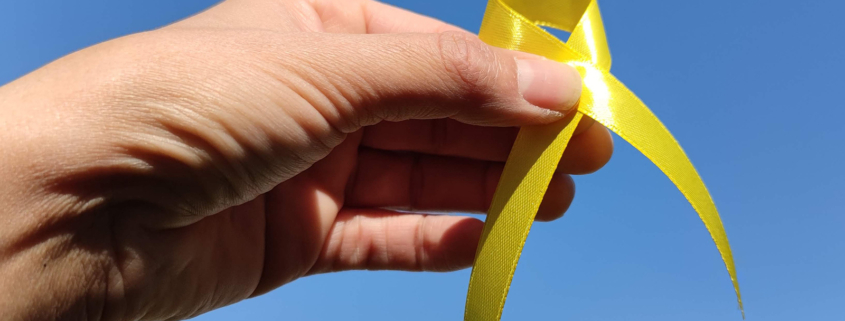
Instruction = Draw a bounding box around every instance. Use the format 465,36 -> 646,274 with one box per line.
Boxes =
311,0 -> 468,34
191,0 -> 468,34
346,148 -> 575,221
361,119 -> 519,161
281,31 -> 582,133
307,209 -> 484,274
361,1 -> 467,34
560,117 -> 614,174
361,118 -> 613,174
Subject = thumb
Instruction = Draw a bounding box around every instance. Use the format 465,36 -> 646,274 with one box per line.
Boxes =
285,31 -> 582,130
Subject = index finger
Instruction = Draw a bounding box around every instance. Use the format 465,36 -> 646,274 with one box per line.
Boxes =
360,0 -> 468,34
309,0 -> 469,34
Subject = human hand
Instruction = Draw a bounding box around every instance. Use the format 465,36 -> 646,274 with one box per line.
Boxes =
0,0 -> 612,319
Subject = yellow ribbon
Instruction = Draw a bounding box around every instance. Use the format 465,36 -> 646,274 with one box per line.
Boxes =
464,0 -> 743,320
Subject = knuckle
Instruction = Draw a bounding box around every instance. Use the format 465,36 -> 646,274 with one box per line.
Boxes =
434,31 -> 498,94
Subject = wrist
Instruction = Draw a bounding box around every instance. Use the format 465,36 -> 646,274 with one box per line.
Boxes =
0,62 -> 126,321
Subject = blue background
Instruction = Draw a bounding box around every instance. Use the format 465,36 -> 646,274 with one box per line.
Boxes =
2,0 -> 843,320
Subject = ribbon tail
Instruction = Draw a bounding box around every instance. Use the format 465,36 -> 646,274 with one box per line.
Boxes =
465,113 -> 582,321
580,71 -> 744,316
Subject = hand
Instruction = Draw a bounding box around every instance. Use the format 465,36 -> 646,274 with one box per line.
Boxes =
0,0 -> 612,319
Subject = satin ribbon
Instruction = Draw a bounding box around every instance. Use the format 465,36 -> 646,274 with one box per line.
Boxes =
464,0 -> 743,320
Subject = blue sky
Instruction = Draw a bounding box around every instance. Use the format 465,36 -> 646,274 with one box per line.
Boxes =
2,0 -> 843,320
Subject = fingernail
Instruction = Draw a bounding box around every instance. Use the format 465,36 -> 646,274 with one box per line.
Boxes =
517,58 -> 582,112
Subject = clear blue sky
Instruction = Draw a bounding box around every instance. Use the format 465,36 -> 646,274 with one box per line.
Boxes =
2,0 -> 843,320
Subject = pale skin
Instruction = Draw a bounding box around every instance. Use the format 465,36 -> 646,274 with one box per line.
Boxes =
0,0 -> 613,320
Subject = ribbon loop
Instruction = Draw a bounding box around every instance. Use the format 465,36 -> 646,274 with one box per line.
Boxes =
568,1 -> 611,69
501,0 -> 589,32
465,1 -> 743,320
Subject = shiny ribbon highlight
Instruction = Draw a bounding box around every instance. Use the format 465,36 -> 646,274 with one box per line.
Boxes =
464,0 -> 743,320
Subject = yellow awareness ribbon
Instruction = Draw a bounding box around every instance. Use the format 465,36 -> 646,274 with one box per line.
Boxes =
464,0 -> 743,320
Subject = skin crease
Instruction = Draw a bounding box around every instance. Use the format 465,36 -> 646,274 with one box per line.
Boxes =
0,0 -> 613,320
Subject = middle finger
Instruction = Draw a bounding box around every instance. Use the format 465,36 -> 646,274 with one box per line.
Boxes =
361,118 -> 613,174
